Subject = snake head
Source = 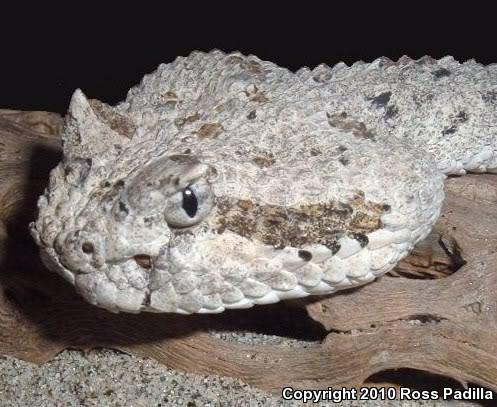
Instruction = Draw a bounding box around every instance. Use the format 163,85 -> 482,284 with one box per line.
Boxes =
30,52 -> 447,315
30,90 -> 219,312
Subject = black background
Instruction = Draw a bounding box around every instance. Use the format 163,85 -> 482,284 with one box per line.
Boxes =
1,6 -> 495,114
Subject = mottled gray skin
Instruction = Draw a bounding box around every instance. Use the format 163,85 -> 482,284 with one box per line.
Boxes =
30,51 -> 496,314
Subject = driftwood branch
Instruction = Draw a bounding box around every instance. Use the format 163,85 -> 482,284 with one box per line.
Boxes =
1,110 -> 496,393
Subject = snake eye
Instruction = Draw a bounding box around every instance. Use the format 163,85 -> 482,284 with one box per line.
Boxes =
182,187 -> 198,218
164,182 -> 212,228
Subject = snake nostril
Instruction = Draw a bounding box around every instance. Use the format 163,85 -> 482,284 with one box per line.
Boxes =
134,254 -> 152,269
81,242 -> 94,254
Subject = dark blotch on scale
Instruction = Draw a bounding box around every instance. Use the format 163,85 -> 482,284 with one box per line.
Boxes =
351,232 -> 369,248
215,196 -> 386,253
119,201 -> 129,215
442,125 -> 457,136
329,241 -> 341,255
432,68 -> 451,79
385,105 -> 398,119
455,111 -> 468,123
298,250 -> 312,261
134,254 -> 152,269
369,91 -> 392,108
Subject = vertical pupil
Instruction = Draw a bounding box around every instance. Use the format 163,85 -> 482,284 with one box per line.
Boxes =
182,187 -> 198,218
